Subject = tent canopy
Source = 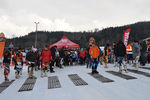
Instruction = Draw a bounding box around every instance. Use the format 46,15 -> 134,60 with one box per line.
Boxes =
49,36 -> 80,49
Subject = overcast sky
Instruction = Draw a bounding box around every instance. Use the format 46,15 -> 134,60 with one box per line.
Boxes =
0,0 -> 150,38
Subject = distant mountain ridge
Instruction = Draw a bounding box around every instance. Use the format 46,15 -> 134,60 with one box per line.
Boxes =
6,21 -> 150,48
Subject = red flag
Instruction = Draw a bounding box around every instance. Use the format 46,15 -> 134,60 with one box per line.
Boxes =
123,28 -> 131,46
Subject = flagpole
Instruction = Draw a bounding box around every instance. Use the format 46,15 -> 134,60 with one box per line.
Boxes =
34,22 -> 39,48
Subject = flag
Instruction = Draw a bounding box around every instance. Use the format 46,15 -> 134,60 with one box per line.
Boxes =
123,28 -> 131,46
0,32 -> 5,59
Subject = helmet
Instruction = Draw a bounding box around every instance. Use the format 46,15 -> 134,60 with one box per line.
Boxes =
89,37 -> 95,42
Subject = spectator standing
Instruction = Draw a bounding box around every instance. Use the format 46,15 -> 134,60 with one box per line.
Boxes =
131,40 -> 141,70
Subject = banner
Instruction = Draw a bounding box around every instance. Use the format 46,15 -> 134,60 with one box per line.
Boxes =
123,28 -> 131,46
0,33 -> 6,59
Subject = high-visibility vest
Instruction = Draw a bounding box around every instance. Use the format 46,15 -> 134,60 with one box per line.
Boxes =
89,46 -> 100,58
15,53 -> 23,62
126,44 -> 132,54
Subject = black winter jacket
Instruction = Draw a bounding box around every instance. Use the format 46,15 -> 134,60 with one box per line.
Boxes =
3,51 -> 11,64
116,41 -> 126,57
26,51 -> 37,62
50,47 -> 56,59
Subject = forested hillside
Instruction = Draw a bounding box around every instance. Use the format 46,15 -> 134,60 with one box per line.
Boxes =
6,21 -> 150,48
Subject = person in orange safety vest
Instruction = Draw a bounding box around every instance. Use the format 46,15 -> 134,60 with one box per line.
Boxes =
126,44 -> 133,64
89,38 -> 100,74
14,48 -> 23,79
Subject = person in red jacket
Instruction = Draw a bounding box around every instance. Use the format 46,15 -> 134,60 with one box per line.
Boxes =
40,45 -> 53,77
79,48 -> 86,65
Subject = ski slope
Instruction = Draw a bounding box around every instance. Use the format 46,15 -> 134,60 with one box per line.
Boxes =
0,64 -> 150,100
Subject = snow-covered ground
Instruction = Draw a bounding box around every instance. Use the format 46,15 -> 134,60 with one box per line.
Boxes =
0,64 -> 150,100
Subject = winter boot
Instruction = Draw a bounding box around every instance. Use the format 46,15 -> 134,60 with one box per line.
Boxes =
44,72 -> 47,77
29,71 -> 33,78
123,64 -> 128,73
86,64 -> 89,68
105,63 -> 108,68
91,67 -> 95,74
15,74 -> 19,79
35,66 -> 38,71
119,66 -> 122,73
132,63 -> 136,67
15,71 -> 19,79
38,66 -> 41,70
5,77 -> 9,82
20,69 -> 22,75
94,66 -> 99,74
129,60 -> 132,65
135,63 -> 139,70
113,62 -> 118,67
50,67 -> 55,73
94,70 -> 99,74
41,71 -> 44,78
50,70 -> 55,73
59,64 -> 63,69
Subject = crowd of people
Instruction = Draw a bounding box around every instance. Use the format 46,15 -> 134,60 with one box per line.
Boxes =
1,38 -> 150,82
1,44 -> 88,81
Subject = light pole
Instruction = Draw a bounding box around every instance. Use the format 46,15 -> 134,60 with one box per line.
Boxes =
34,22 -> 39,48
